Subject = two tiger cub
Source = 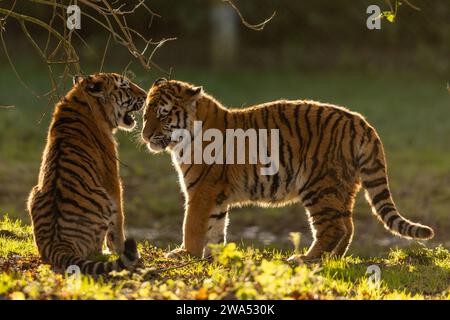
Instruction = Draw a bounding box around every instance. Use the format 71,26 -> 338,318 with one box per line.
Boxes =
28,74 -> 434,274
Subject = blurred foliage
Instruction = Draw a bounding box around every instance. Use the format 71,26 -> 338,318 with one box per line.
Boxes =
0,0 -> 448,74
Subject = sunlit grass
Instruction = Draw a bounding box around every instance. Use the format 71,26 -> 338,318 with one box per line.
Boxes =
0,215 -> 448,300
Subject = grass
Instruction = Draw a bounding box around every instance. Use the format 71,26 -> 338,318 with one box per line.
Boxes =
0,215 -> 449,300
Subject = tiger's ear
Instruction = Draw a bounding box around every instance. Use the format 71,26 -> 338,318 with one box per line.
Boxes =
153,78 -> 167,86
73,75 -> 85,86
84,76 -> 106,103
185,86 -> 202,113
186,86 -> 203,101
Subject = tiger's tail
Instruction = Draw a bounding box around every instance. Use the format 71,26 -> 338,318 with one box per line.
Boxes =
51,239 -> 140,276
358,124 -> 434,240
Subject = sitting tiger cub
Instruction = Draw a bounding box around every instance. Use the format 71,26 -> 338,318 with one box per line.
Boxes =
28,73 -> 146,274
141,78 -> 434,262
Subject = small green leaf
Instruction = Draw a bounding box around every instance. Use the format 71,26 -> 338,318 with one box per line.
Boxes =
383,11 -> 396,23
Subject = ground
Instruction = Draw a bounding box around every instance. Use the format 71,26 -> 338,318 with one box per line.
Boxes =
0,216 -> 449,300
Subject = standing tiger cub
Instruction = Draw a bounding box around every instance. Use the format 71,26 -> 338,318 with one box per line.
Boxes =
142,79 -> 434,262
28,73 -> 146,274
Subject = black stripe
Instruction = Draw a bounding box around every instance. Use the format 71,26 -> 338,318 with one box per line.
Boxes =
183,164 -> 194,178
278,104 -> 293,136
379,205 -> 396,219
372,189 -> 390,206
363,177 -> 387,189
59,106 -> 83,116
349,119 -> 357,168
95,262 -> 105,274
302,106 -> 313,166
386,214 -> 401,228
406,224 -> 414,237
397,220 -> 406,234
284,143 -> 294,191
251,165 -> 259,198
210,211 -> 227,220
270,173 -> 280,199
72,95 -> 88,107
60,197 -> 105,220
262,107 -> 269,129
224,112 -> 228,129
361,164 -> 384,175
216,191 -> 227,205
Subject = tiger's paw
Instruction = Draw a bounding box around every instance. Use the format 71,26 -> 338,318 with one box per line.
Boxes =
287,254 -> 303,264
287,254 -> 321,265
165,248 -> 189,260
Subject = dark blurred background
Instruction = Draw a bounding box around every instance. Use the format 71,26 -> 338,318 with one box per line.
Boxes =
0,0 -> 449,256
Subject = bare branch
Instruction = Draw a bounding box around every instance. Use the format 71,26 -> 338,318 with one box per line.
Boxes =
403,0 -> 421,11
99,34 -> 112,73
222,0 -> 276,31
0,0 -> 176,103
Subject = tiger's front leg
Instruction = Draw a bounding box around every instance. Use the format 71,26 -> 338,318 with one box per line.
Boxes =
166,192 -> 216,259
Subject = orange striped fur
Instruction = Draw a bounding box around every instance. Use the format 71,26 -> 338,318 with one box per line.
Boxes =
142,79 -> 434,262
28,73 -> 146,274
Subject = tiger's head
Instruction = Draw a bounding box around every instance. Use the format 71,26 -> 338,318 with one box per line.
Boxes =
73,73 -> 147,131
142,78 -> 203,152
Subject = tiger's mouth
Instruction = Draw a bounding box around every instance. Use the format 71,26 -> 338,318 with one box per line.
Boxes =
122,100 -> 144,127
123,111 -> 136,126
147,136 -> 171,152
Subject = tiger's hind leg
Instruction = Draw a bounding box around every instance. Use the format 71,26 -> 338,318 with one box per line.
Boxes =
290,178 -> 358,263
89,189 -> 124,255
203,207 -> 229,258
303,212 -> 349,262
106,205 -> 125,254
331,216 -> 354,257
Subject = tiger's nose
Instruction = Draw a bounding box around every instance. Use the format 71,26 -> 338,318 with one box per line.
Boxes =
142,133 -> 152,143
141,128 -> 152,143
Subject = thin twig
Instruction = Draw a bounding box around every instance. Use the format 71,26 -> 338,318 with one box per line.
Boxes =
403,0 -> 421,11
100,34 -> 111,72
222,0 -> 276,31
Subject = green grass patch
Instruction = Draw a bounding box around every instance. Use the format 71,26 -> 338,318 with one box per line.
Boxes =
0,215 -> 448,300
